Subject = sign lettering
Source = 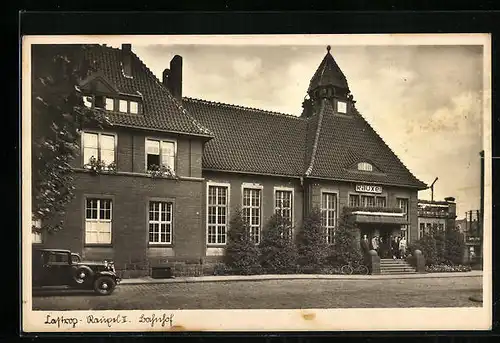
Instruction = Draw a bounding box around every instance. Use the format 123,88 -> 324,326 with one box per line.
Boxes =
355,184 -> 382,194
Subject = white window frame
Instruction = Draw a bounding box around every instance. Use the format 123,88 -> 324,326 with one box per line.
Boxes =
84,197 -> 112,245
273,186 -> 294,238
129,101 -> 139,114
241,183 -> 263,244
419,222 -> 425,238
81,131 -> 117,169
206,182 -> 231,246
32,218 -> 42,244
105,97 -> 114,111
349,194 -> 360,207
145,137 -> 177,173
148,200 -> 173,245
357,162 -> 373,172
321,191 -> 338,244
119,99 -> 128,113
337,100 -> 347,114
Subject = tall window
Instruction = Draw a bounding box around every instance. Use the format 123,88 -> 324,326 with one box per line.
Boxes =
243,188 -> 261,244
361,195 -> 375,207
349,194 -> 360,207
275,189 -> 293,238
148,201 -> 173,244
32,218 -> 42,244
398,198 -> 410,240
85,198 -> 112,244
419,223 -> 425,238
146,139 -> 176,172
438,223 -> 445,232
82,132 -> 115,168
376,197 -> 387,207
322,193 -> 337,244
207,185 -> 228,244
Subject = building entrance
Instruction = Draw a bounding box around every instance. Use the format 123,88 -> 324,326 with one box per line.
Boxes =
359,224 -> 403,259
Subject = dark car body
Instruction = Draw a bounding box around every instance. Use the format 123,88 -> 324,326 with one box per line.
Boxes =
32,248 -> 120,295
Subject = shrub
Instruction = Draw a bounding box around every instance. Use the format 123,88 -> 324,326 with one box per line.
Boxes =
327,212 -> 363,267
296,207 -> 329,271
259,213 -> 298,274
410,224 -> 467,266
410,233 -> 438,266
224,209 -> 261,275
444,226 -> 466,265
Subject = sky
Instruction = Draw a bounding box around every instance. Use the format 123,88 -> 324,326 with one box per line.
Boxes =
106,39 -> 485,218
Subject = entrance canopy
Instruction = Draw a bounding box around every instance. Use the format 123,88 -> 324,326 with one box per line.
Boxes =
350,210 -> 409,225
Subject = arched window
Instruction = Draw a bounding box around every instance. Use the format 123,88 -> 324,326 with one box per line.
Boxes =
357,162 -> 373,172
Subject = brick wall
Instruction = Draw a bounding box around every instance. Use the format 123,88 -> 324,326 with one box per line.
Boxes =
44,124 -> 207,272
72,127 -> 204,177
202,171 -> 304,258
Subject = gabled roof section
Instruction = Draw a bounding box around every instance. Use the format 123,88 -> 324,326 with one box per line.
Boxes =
307,100 -> 427,189
182,98 -> 306,177
308,46 -> 350,93
79,72 -> 120,94
81,45 -> 213,138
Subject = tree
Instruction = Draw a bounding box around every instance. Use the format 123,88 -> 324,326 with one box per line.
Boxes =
444,225 -> 466,265
328,211 -> 363,267
224,209 -> 261,275
259,213 -> 298,274
296,207 -> 329,271
31,44 -> 109,233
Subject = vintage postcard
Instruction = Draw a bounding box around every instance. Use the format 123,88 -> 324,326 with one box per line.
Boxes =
21,34 -> 492,332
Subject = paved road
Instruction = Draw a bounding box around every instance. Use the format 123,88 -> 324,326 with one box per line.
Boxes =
32,276 -> 483,310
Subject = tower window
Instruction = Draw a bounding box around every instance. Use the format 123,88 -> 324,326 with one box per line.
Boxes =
337,101 -> 347,114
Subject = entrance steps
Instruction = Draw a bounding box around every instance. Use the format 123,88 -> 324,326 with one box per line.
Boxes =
379,258 -> 417,274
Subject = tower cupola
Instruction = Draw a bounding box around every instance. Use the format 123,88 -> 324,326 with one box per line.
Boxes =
306,45 -> 355,115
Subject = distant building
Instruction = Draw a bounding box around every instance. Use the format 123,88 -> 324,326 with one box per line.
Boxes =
456,210 -> 482,263
417,197 -> 457,239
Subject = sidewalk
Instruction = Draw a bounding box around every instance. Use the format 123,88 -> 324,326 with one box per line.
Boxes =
119,270 -> 483,285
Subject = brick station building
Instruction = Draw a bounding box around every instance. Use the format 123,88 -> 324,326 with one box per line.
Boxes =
33,44 -> 428,276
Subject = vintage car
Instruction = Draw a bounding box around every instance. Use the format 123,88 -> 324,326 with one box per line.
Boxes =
32,248 -> 120,295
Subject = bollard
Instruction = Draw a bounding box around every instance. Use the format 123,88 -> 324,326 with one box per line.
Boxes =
413,249 -> 426,273
368,250 -> 380,275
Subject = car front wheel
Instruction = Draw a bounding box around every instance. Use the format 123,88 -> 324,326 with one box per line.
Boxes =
93,276 -> 116,295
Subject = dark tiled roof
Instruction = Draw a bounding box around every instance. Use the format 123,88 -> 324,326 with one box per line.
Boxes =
82,45 -> 213,137
308,48 -> 350,93
308,99 -> 427,188
182,98 -> 307,176
183,97 -> 427,189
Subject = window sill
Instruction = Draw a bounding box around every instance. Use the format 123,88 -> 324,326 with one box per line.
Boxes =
206,244 -> 227,247
84,244 -> 113,248
148,243 -> 173,247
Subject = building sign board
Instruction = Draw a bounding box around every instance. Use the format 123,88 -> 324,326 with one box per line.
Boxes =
355,184 -> 383,194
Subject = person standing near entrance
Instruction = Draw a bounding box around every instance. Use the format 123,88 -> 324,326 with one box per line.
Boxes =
391,236 -> 399,259
371,235 -> 379,252
399,236 -> 407,259
361,234 -> 370,254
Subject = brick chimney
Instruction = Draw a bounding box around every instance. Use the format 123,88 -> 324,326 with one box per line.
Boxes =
168,55 -> 183,100
122,44 -> 132,78
162,68 -> 170,86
